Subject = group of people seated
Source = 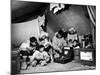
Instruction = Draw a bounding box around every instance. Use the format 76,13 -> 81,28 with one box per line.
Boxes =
19,27 -> 81,70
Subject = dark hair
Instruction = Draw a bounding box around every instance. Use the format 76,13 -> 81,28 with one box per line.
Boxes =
39,45 -> 44,49
56,30 -> 63,38
58,30 -> 64,35
30,37 -> 37,43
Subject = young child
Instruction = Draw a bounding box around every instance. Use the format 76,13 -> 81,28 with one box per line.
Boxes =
19,36 -> 39,69
39,33 -> 53,62
30,45 -> 50,67
67,27 -> 79,48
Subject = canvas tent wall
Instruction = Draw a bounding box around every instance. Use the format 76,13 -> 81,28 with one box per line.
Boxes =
11,18 -> 40,48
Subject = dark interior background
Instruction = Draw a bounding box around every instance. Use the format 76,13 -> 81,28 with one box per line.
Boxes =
11,0 -> 49,23
11,0 -> 95,48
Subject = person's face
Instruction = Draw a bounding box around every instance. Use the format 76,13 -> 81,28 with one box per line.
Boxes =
40,47 -> 44,52
57,33 -> 62,38
31,42 -> 36,46
70,30 -> 74,33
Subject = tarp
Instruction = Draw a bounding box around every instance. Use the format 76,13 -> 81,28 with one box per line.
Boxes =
11,18 -> 40,47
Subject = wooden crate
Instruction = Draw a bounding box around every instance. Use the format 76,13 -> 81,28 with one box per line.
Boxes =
79,48 -> 96,66
73,48 -> 96,66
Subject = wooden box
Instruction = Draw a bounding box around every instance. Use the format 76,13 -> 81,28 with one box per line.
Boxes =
79,48 -> 96,66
